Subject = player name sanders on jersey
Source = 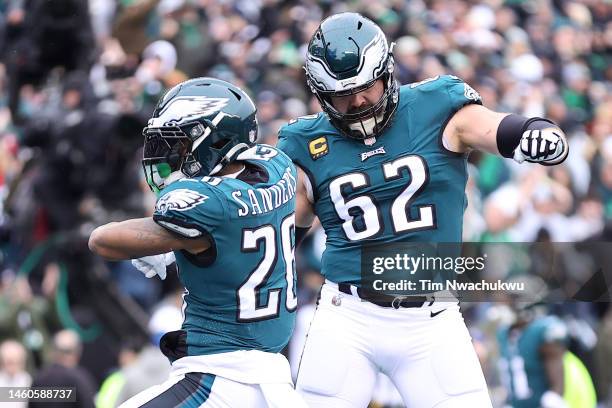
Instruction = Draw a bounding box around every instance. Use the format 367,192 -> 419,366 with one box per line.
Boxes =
231,166 -> 297,217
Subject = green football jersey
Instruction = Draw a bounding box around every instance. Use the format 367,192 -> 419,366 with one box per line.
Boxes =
277,75 -> 482,285
153,145 -> 298,357
497,316 -> 568,408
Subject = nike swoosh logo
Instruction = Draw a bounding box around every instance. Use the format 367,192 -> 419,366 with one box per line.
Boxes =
430,309 -> 447,318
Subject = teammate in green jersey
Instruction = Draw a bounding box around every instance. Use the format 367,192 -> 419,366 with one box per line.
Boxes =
89,78 -> 306,408
277,12 -> 569,408
497,278 -> 596,408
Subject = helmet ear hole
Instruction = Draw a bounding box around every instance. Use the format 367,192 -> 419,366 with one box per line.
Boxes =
211,138 -> 230,150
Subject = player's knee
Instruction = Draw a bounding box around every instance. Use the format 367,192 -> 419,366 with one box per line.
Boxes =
297,336 -> 377,408
296,340 -> 349,397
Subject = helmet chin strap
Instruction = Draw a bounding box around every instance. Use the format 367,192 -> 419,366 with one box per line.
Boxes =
164,170 -> 186,186
220,164 -> 246,179
348,109 -> 386,138
145,167 -> 185,194
209,143 -> 250,175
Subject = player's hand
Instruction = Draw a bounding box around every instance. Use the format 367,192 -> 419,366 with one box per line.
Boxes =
540,391 -> 568,408
513,127 -> 568,166
131,252 -> 176,280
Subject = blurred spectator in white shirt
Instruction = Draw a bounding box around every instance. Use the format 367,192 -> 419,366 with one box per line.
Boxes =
0,339 -> 32,408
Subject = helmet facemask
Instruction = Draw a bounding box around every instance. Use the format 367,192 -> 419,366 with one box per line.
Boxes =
305,12 -> 400,140
142,118 -> 255,193
312,61 -> 398,140
142,125 -> 199,194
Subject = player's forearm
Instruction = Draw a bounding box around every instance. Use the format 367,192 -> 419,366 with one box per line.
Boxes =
448,105 -> 569,165
296,194 -> 315,228
541,342 -> 565,395
295,167 -> 316,228
89,217 -> 182,260
446,105 -> 509,154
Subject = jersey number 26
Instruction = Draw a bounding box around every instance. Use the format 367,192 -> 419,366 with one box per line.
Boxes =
237,214 -> 297,321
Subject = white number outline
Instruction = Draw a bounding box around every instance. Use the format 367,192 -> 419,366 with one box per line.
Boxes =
329,154 -> 436,241
329,172 -> 383,241
281,214 -> 297,311
236,214 -> 297,321
382,155 -> 436,234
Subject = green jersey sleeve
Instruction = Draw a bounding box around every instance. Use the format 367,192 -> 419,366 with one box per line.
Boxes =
541,316 -> 568,344
276,114 -> 322,166
276,127 -> 297,162
153,179 -> 226,239
408,74 -> 483,119
443,75 -> 483,111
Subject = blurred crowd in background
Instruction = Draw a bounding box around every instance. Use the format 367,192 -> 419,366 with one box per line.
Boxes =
0,0 -> 610,407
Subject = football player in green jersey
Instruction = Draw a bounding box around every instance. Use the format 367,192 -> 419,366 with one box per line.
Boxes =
277,12 -> 569,408
498,313 -> 570,408
89,78 -> 306,408
497,278 -> 596,408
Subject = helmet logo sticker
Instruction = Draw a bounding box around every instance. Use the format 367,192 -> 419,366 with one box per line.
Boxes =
306,31 -> 388,93
308,137 -> 329,160
154,96 -> 230,126
340,78 -> 357,88
155,189 -> 208,215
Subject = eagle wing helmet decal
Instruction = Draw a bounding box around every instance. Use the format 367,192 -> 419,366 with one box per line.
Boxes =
149,96 -> 230,127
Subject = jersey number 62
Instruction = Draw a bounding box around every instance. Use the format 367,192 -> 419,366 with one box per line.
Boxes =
330,155 -> 435,241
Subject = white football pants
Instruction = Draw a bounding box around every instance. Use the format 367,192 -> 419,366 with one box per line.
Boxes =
296,282 -> 493,408
120,372 -> 307,408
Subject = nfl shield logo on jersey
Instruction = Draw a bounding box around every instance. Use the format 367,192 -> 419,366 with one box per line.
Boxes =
364,137 -> 376,146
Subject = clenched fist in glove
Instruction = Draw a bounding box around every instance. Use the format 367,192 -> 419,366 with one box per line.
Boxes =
513,127 -> 568,165
497,114 -> 569,166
